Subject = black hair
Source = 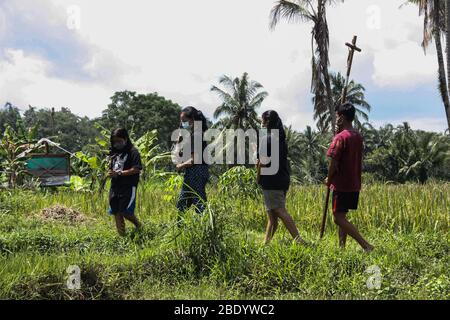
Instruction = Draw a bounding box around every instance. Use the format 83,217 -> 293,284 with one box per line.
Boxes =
262,110 -> 286,142
181,106 -> 208,132
335,102 -> 356,122
110,128 -> 133,154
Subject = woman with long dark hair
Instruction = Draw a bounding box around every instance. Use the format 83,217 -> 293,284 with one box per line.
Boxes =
107,128 -> 142,235
175,106 -> 210,214
258,110 -> 307,245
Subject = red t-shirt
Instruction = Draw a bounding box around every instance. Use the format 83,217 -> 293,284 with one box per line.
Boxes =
326,129 -> 363,192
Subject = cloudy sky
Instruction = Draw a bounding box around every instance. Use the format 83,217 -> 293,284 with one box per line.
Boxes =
0,0 -> 448,132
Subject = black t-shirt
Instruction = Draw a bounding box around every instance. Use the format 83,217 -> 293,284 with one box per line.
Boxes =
110,146 -> 142,188
258,133 -> 290,191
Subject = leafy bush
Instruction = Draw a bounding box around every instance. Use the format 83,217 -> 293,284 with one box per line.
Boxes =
218,166 -> 261,199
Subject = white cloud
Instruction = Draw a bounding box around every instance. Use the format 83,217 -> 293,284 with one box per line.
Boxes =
46,0 -> 314,125
0,0 -> 130,83
371,117 -> 448,133
0,49 -> 111,118
0,0 -> 445,132
0,6 -> 6,40
372,42 -> 436,88
326,0 -> 438,89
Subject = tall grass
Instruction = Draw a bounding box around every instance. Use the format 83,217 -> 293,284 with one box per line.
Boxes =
0,182 -> 448,299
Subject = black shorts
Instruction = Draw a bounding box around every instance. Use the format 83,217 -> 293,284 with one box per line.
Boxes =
109,185 -> 137,215
332,191 -> 359,214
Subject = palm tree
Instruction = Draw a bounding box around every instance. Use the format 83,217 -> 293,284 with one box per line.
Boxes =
447,1 -> 450,97
361,123 -> 394,154
270,0 -> 340,133
365,122 -> 449,182
405,0 -> 450,131
398,131 -> 449,183
290,125 -> 329,183
313,72 -> 371,131
211,72 -> 268,129
301,125 -> 324,157
285,125 -> 303,163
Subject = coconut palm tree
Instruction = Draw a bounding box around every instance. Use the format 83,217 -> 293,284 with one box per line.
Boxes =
398,131 -> 449,183
365,121 -> 449,182
292,125 -> 329,183
301,125 -> 324,157
405,0 -> 450,131
270,0 -> 340,133
285,125 -> 303,163
313,72 -> 371,131
447,1 -> 450,97
211,72 -> 268,129
361,123 -> 394,154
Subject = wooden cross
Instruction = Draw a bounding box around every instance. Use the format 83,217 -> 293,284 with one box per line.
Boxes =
341,35 -> 362,104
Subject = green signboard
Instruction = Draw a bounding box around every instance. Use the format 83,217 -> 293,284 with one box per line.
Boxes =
26,154 -> 70,186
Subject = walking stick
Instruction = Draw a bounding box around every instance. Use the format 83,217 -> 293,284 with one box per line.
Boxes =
320,35 -> 362,239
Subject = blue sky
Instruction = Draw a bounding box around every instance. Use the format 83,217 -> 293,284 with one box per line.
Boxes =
368,85 -> 446,124
0,0 -> 448,132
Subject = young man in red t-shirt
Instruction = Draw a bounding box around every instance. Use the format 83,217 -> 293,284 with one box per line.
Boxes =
326,103 -> 373,252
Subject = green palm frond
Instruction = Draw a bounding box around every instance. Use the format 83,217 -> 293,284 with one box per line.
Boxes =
211,73 -> 268,129
269,0 -> 314,30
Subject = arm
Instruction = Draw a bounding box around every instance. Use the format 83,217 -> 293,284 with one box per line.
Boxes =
325,137 -> 342,187
325,157 -> 339,187
108,167 -> 141,178
176,133 -> 198,171
120,167 -> 141,176
176,154 -> 194,171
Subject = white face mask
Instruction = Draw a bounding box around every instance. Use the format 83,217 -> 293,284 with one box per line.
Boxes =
181,121 -> 191,130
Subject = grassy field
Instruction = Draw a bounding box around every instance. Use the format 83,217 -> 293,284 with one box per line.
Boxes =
0,182 -> 448,300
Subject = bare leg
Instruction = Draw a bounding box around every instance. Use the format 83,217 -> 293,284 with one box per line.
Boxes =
274,208 -> 307,244
264,210 -> 279,244
334,212 -> 373,252
339,227 -> 347,248
124,214 -> 142,230
114,213 -> 126,236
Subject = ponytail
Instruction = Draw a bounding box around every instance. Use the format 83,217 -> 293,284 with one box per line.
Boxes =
196,110 -> 208,133
262,110 -> 286,142
181,106 -> 208,132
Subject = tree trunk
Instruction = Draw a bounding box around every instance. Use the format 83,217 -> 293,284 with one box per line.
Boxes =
434,0 -> 450,131
446,0 -> 450,131
317,0 -> 335,134
323,63 -> 335,134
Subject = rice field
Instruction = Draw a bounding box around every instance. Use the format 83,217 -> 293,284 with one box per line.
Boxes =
0,182 -> 448,300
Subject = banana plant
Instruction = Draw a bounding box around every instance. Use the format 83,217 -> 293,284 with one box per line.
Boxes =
0,124 -> 39,188
73,123 -> 111,192
134,129 -> 171,179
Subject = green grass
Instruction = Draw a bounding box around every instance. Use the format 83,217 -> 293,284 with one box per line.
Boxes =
0,182 -> 449,300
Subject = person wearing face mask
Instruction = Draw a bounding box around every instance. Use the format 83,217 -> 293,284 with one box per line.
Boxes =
257,110 -> 308,245
325,103 -> 373,252
175,106 -> 210,215
108,128 -> 143,236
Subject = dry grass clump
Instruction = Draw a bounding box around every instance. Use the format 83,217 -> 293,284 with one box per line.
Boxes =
38,205 -> 91,224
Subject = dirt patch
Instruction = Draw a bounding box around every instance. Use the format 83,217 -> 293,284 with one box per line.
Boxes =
38,205 -> 91,224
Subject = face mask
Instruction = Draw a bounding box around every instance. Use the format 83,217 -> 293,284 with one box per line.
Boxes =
114,141 -> 126,150
181,121 -> 191,130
